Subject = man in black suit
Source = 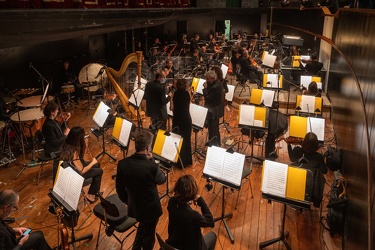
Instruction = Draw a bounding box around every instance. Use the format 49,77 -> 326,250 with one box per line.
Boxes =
0,189 -> 52,250
42,102 -> 70,157
303,53 -> 323,76
144,70 -> 172,130
202,70 -> 224,147
116,131 -> 166,250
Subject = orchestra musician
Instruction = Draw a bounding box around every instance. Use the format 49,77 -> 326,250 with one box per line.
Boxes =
237,48 -> 263,87
300,53 -> 323,76
303,81 -> 321,97
164,59 -> 177,79
42,101 -> 71,157
190,34 -> 200,56
190,49 -> 201,70
202,70 -> 224,147
60,126 -> 102,204
0,189 -> 53,250
148,48 -> 160,68
58,60 -> 81,104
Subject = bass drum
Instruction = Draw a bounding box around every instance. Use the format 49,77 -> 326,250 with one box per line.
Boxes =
78,63 -> 108,87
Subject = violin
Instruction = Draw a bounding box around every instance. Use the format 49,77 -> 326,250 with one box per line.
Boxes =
55,112 -> 71,126
56,208 -> 69,250
249,57 -> 258,67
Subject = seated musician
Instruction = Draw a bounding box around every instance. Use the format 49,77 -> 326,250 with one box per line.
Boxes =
287,132 -> 327,207
0,189 -> 53,250
303,81 -> 321,97
190,49 -> 201,69
300,53 -> 323,76
200,45 -> 211,66
164,59 -> 177,79
42,101 -> 71,157
94,88 -> 122,127
148,48 -> 160,68
59,60 -> 81,104
166,175 -> 217,250
60,126 -> 102,204
237,48 -> 263,87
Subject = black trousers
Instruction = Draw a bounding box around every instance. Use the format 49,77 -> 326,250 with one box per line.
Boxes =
207,118 -> 220,147
132,218 -> 159,250
21,231 -> 52,250
82,162 -> 103,195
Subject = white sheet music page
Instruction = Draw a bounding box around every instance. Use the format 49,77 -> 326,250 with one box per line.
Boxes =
267,74 -> 279,88
53,164 -> 84,211
239,104 -> 255,126
300,95 -> 315,113
190,103 -> 208,129
300,75 -> 312,89
261,89 -> 275,107
262,160 -> 288,198
222,152 -> 245,187
221,64 -> 229,78
203,146 -> 226,178
196,78 -> 206,94
133,77 -> 147,90
93,101 -> 110,127
129,89 -> 144,108
119,119 -> 133,147
225,85 -> 235,102
307,117 -> 325,141
161,133 -> 181,162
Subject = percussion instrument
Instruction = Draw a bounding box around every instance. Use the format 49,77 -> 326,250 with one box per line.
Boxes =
10,108 -> 45,138
79,63 -> 108,87
12,88 -> 40,96
61,85 -> 75,94
17,95 -> 54,108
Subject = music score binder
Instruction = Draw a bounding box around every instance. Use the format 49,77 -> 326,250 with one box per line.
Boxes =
53,162 -> 84,211
292,55 -> 310,68
238,104 -> 268,128
289,115 -> 325,141
221,63 -> 229,78
152,129 -> 183,163
203,145 -> 245,190
296,95 -> 323,115
261,51 -> 277,68
92,101 -> 110,127
249,88 -> 275,108
112,117 -> 133,147
300,75 -> 322,90
225,85 -> 235,102
191,77 -> 205,95
261,160 -> 313,202
263,73 -> 283,89
189,103 -> 208,129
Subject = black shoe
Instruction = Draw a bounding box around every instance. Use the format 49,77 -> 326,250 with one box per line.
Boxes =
86,196 -> 98,204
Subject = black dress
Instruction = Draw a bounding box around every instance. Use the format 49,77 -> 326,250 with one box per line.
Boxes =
172,90 -> 192,168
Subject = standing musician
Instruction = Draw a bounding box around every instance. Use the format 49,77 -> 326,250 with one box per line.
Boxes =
202,70 -> 224,147
164,59 -> 177,80
190,34 -> 200,56
42,101 -> 71,157
0,189 -> 53,250
60,126 -> 102,204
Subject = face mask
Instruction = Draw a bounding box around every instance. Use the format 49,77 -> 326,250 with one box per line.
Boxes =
161,78 -> 166,84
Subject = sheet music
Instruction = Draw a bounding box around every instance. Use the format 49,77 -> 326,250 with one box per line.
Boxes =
300,95 -> 315,113
190,103 -> 208,129
261,89 -> 275,107
261,160 -> 288,197
133,77 -> 147,90
221,152 -> 245,187
300,55 -> 311,67
41,84 -> 49,104
203,146 -> 226,177
196,78 -> 205,94
92,101 -> 110,127
239,104 -> 255,126
221,64 -> 229,78
129,89 -> 144,108
166,101 -> 173,117
266,74 -> 279,88
53,163 -> 84,211
119,119 -> 133,147
300,75 -> 312,89
225,85 -> 235,102
254,120 -> 263,127
161,134 -> 181,162
262,52 -> 277,68
307,117 -> 325,141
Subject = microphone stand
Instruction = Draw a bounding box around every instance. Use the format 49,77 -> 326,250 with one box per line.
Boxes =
29,63 -> 53,94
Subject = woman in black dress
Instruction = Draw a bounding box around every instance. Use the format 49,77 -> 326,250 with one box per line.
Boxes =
170,79 -> 193,168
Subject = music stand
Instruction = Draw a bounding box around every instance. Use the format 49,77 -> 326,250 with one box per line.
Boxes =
128,88 -> 144,129
92,101 -> 116,161
190,103 -> 208,159
111,117 -> 134,159
152,129 -> 183,199
259,161 -> 313,249
203,145 -> 245,244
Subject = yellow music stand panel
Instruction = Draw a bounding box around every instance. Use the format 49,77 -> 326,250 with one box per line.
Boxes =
112,117 -> 122,140
292,56 -> 300,67
289,116 -> 308,139
254,106 -> 267,127
250,88 -> 263,105
152,129 -> 183,163
296,95 -> 323,115
286,167 -> 307,201
191,78 -> 199,94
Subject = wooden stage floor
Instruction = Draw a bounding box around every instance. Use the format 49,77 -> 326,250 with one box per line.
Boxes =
0,81 -> 342,250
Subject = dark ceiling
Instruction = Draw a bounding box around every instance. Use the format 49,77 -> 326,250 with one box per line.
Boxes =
0,8 -> 213,49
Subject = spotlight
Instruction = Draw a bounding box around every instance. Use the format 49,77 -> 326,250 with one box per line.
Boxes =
205,179 -> 213,192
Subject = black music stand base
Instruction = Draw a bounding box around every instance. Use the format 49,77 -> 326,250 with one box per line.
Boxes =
159,165 -> 172,200
213,187 -> 234,244
192,128 -> 205,159
259,204 -> 291,250
95,128 -> 116,162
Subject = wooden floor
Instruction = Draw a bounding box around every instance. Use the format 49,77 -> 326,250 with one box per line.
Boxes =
0,82 -> 343,250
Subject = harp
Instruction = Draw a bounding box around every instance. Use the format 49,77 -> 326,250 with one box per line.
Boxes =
106,51 -> 145,120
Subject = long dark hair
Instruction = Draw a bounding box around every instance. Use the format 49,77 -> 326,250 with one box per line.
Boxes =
60,126 -> 86,161
173,174 -> 198,204
302,132 -> 319,154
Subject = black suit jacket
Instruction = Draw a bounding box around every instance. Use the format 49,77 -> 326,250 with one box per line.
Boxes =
116,153 -> 166,222
0,219 -> 21,250
144,80 -> 170,121
202,80 -> 224,120
305,61 -> 323,76
42,118 -> 66,155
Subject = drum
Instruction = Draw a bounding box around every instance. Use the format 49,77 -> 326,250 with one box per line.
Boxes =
61,85 -> 75,94
78,63 -> 108,87
17,95 -> 54,108
10,108 -> 45,138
